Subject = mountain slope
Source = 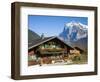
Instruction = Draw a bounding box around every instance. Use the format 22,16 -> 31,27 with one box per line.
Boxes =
70,37 -> 88,51
28,29 -> 41,43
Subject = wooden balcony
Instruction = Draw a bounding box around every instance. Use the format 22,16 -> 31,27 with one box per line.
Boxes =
38,48 -> 65,55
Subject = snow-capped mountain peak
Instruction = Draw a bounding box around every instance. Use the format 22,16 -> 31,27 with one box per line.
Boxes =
65,21 -> 87,30
59,21 -> 88,42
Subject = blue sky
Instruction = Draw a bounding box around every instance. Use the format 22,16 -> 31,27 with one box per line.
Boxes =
28,15 -> 88,37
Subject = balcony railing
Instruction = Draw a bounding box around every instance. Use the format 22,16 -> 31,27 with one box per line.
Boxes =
38,48 -> 65,55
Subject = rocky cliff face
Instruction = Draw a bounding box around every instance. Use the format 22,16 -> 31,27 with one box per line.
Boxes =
59,21 -> 88,51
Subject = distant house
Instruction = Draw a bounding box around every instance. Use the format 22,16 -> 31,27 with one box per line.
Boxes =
74,47 -> 84,54
28,35 -> 74,66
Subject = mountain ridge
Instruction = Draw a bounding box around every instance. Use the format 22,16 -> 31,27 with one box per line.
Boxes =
59,21 -> 88,51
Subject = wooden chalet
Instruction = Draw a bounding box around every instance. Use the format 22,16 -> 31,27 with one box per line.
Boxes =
28,36 -> 74,66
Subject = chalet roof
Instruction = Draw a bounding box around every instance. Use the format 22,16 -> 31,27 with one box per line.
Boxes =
74,47 -> 84,52
28,36 -> 73,50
